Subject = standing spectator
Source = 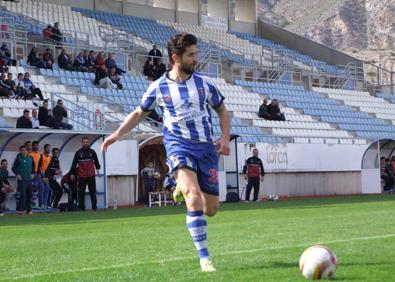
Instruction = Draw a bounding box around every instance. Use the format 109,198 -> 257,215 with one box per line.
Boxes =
38,100 -> 54,128
105,52 -> 125,75
148,45 -> 162,59
12,145 -> 34,215
243,148 -> 265,202
43,25 -> 53,41
16,109 -> 32,129
31,109 -> 40,129
61,170 -> 77,204
52,99 -> 73,130
38,144 -> 52,208
258,98 -> 271,119
27,47 -> 45,68
43,48 -> 54,69
51,22 -> 62,46
30,141 -> 44,208
267,99 -> 286,121
95,65 -> 116,89
109,67 -> 123,89
14,73 -> 27,99
46,147 -> 63,208
95,52 -> 105,69
71,137 -> 101,211
73,51 -> 87,72
0,159 -> 12,215
140,160 -> 160,205
58,48 -> 74,71
23,72 -> 44,101
152,58 -> 166,80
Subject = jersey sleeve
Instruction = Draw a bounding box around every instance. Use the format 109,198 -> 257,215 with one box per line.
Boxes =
140,82 -> 158,112
205,77 -> 225,109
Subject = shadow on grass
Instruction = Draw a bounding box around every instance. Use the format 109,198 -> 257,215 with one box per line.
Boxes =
0,195 -> 394,227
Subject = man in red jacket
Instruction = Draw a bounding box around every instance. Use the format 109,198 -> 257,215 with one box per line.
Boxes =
71,137 -> 100,211
243,148 -> 265,202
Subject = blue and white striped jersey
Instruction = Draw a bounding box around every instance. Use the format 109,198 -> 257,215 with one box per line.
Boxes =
140,72 -> 224,143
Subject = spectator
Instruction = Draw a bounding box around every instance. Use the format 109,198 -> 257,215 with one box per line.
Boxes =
87,50 -> 97,70
0,50 -> 9,73
24,141 -> 32,155
140,160 -> 160,205
38,100 -> 54,128
243,148 -> 265,202
82,50 -> 94,72
152,58 -> 166,80
143,58 -> 154,79
30,141 -> 44,208
16,109 -> 32,129
43,48 -> 54,69
105,52 -> 125,75
46,147 -> 63,208
51,22 -> 62,46
38,144 -> 52,208
258,98 -> 271,119
95,52 -> 105,69
58,48 -> 75,71
73,51 -> 88,72
109,67 -> 123,89
0,43 -> 16,66
12,145 -> 34,215
95,65 -> 116,89
0,159 -> 12,215
381,158 -> 395,191
61,170 -> 77,204
14,73 -> 28,99
71,137 -> 101,211
23,72 -> 44,101
52,99 -> 73,130
0,72 -> 13,97
27,47 -> 45,68
148,45 -> 162,59
267,99 -> 285,121
43,24 -> 53,41
31,109 -> 40,129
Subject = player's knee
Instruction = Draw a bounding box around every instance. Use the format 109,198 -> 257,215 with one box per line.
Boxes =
204,204 -> 219,217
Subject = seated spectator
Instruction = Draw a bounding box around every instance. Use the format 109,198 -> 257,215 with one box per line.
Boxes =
23,72 -> 44,101
0,43 -> 16,66
58,48 -> 75,71
258,98 -> 271,119
73,51 -> 88,72
148,45 -> 162,59
0,50 -> 9,73
143,58 -> 154,79
105,53 -> 125,75
16,109 -> 32,128
52,99 -> 73,130
95,52 -> 105,69
267,99 -> 286,121
109,67 -> 123,89
82,50 -> 94,72
0,72 -> 13,97
51,22 -> 62,46
95,65 -> 116,89
43,48 -> 54,69
38,100 -> 54,128
31,109 -> 40,129
14,73 -> 28,100
152,58 -> 166,80
43,25 -> 53,41
27,47 -> 45,68
87,50 -> 97,70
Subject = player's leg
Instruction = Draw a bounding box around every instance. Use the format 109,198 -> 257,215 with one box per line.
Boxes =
175,167 -> 215,272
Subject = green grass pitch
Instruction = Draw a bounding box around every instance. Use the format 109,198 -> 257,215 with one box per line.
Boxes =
1,195 -> 394,281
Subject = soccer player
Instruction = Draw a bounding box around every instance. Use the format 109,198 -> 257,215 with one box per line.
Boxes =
102,33 -> 231,272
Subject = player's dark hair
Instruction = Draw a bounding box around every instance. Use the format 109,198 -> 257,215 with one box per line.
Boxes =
167,33 -> 197,66
44,144 -> 50,149
1,159 -> 7,164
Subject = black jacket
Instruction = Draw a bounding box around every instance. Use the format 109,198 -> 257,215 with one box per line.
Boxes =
16,116 -> 32,128
71,148 -> 100,178
267,104 -> 280,116
38,106 -> 51,126
95,68 -> 108,84
243,156 -> 265,178
58,54 -> 72,69
46,156 -> 60,180
52,105 -> 67,123
258,104 -> 268,118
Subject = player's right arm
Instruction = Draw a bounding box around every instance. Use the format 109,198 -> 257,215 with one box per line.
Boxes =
101,107 -> 149,153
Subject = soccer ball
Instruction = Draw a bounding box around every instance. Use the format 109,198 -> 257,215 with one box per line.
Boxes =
299,245 -> 337,280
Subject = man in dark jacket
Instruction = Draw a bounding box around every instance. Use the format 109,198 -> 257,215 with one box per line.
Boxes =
71,137 -> 101,211
258,98 -> 271,119
267,99 -> 285,121
38,100 -> 54,128
0,159 -> 12,215
46,147 -> 63,208
12,145 -> 34,215
243,148 -> 265,202
16,109 -> 32,129
52,99 -> 73,129
51,22 -> 63,46
105,52 -> 125,75
58,48 -> 74,71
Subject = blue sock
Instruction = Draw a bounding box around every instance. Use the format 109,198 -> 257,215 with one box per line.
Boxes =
186,210 -> 209,259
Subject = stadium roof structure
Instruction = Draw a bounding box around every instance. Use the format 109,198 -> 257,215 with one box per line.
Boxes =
361,139 -> 395,169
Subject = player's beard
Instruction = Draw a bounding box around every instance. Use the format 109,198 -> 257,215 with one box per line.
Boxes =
180,61 -> 196,75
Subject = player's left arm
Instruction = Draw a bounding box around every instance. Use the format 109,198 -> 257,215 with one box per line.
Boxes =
215,103 -> 231,156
